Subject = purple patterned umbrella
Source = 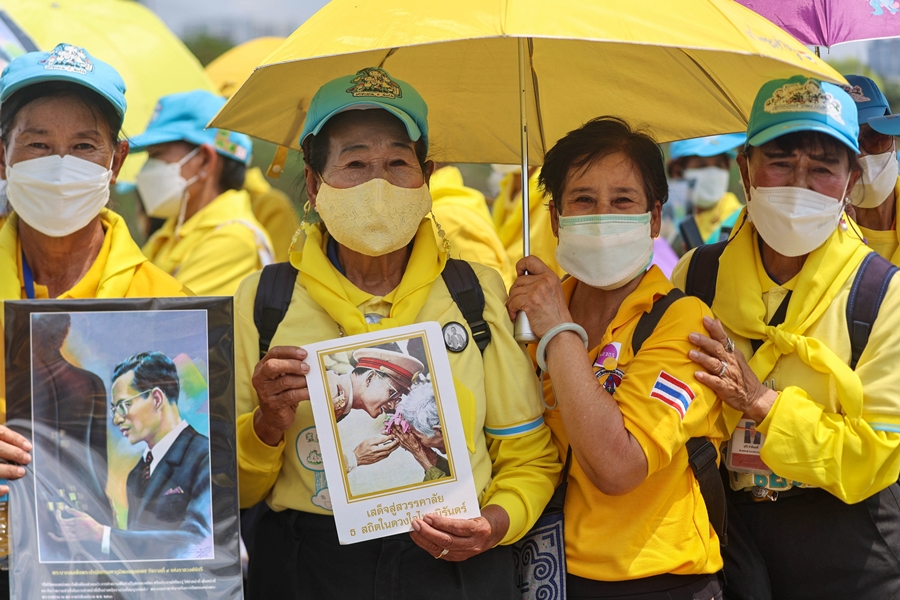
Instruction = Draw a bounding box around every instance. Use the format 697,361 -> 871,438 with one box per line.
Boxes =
736,0 -> 900,47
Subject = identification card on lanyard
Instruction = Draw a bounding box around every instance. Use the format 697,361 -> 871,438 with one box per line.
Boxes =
726,419 -> 773,476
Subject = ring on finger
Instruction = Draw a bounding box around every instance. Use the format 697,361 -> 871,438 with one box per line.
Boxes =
717,360 -> 727,377
724,338 -> 735,354
435,548 -> 449,559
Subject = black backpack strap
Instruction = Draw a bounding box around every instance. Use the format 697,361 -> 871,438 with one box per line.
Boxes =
631,288 -> 728,546
678,216 -> 706,252
683,240 -> 728,307
846,252 -> 898,370
253,261 -> 299,359
441,258 -> 492,353
687,436 -> 728,546
632,288 -> 686,356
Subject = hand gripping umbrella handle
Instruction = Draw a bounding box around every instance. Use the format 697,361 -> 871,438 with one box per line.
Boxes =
514,37 -> 539,344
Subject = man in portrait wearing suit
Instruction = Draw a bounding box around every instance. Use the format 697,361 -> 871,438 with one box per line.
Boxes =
57,351 -> 213,560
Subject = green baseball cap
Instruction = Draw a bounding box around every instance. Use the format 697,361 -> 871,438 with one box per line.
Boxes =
300,67 -> 428,152
746,75 -> 859,153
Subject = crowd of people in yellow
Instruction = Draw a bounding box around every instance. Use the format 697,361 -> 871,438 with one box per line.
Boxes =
0,26 -> 899,600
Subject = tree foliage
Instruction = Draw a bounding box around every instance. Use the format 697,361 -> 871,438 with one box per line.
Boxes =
183,33 -> 233,67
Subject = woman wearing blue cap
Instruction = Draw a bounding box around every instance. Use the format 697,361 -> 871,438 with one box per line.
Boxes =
131,89 -> 274,296
673,76 -> 900,599
229,66 -> 560,599
667,134 -> 745,254
0,43 -> 190,597
843,75 -> 900,264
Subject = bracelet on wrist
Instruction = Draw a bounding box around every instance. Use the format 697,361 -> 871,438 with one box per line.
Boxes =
536,322 -> 589,372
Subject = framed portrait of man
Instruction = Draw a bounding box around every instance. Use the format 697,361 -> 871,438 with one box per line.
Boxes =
4,297 -> 241,599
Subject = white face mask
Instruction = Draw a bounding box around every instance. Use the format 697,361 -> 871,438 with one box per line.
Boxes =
555,212 -> 654,290
849,150 -> 899,209
6,154 -> 113,237
746,179 -> 850,257
315,178 -> 433,257
135,147 -> 201,218
683,167 -> 730,209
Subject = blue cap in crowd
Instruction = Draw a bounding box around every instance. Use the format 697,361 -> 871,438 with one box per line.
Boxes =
300,67 -> 429,152
0,43 -> 127,117
129,90 -> 253,165
746,75 -> 859,153
669,134 -> 747,160
843,75 -> 900,136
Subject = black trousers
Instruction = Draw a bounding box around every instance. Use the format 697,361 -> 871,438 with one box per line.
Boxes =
246,509 -> 518,600
722,483 -> 900,600
567,572 -> 722,600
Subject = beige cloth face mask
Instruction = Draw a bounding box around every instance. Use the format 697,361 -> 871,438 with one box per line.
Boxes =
315,178 -> 433,257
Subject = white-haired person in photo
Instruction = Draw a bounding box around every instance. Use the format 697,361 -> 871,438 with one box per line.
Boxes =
387,384 -> 449,481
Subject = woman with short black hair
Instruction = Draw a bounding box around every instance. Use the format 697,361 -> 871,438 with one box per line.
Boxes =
508,116 -> 727,599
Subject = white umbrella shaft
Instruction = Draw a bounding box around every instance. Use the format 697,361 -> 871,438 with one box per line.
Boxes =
515,36 -> 539,344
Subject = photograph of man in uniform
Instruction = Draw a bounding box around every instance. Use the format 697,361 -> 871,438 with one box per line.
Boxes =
31,313 -> 113,562
55,351 -> 213,561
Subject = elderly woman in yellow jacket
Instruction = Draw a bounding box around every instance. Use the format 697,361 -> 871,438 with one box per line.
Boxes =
233,67 -> 560,599
0,44 -> 189,598
674,76 -> 900,599
507,117 -> 727,599
133,90 -> 274,296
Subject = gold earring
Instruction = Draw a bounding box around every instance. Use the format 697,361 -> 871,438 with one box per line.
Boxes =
430,211 -> 451,256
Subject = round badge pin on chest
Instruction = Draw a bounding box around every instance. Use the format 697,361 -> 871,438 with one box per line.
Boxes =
442,321 -> 469,353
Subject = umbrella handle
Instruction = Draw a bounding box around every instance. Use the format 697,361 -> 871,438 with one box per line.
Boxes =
514,311 -> 539,343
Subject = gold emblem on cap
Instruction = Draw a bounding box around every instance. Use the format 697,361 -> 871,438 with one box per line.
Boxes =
763,79 -> 844,125
346,67 -> 402,99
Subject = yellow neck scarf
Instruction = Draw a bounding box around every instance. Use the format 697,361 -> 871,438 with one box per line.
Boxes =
292,219 -> 447,336
0,210 -> 147,300
714,213 -> 872,423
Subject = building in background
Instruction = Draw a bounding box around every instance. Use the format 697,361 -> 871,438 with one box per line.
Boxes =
870,39 -> 900,82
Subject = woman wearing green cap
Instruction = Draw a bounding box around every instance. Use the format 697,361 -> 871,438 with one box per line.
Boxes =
231,67 -> 560,599
673,76 -> 900,599
0,43 -> 190,598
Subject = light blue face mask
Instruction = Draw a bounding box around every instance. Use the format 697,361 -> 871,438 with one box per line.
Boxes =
556,212 -> 654,290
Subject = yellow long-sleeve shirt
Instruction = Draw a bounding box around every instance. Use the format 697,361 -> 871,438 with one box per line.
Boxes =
431,166 -> 516,288
857,177 -> 900,264
233,241 -> 561,544
143,189 -> 273,296
493,168 -> 564,277
244,167 -> 300,263
672,237 -> 900,504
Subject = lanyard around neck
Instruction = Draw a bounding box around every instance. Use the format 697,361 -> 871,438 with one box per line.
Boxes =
21,249 -> 35,299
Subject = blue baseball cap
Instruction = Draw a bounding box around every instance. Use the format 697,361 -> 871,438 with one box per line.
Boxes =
0,43 -> 127,117
746,75 -> 859,153
669,134 -> 747,160
129,90 -> 253,165
300,67 -> 428,152
843,75 -> 900,136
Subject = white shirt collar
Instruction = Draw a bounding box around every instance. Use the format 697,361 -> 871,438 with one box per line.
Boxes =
143,419 -> 189,476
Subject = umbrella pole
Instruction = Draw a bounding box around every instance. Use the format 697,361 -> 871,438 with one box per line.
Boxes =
514,36 -> 539,343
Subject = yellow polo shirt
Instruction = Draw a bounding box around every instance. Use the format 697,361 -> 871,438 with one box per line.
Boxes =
233,236 -> 561,544
541,267 -> 726,581
431,166 -> 516,288
143,189 -> 274,296
694,192 -> 742,243
672,236 -> 900,502
857,177 -> 900,264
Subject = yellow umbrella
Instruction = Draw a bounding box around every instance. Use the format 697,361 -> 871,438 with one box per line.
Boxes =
211,0 -> 845,340
206,37 -> 285,99
0,0 -> 216,180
